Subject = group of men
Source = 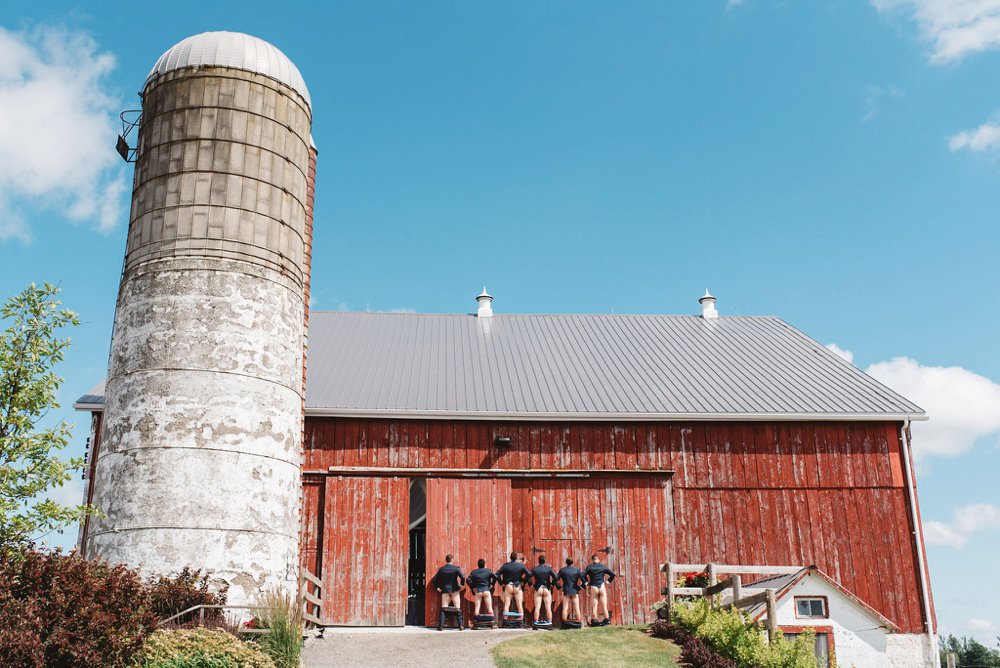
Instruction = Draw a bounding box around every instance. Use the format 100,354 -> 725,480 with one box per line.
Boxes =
430,552 -> 616,630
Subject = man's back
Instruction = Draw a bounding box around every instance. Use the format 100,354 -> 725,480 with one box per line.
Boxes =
433,563 -> 466,593
531,563 -> 556,589
468,566 -> 496,591
496,560 -> 529,585
558,565 -> 585,593
584,562 -> 615,587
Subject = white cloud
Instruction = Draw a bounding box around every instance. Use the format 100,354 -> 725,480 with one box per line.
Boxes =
47,476 -> 86,508
873,0 -> 1000,63
861,84 -> 903,122
727,0 -> 748,9
825,343 -> 855,363
827,345 -> 1000,457
948,115 -> 1000,151
865,356 -> 1000,457
969,617 -> 1000,632
0,26 -> 126,243
924,503 -> 1000,547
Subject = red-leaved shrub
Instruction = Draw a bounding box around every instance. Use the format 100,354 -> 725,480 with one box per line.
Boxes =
0,549 -> 159,668
148,566 -> 228,626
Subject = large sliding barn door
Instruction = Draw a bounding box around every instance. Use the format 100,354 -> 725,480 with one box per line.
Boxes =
512,476 -> 673,624
425,478 -> 512,626
322,476 -> 409,625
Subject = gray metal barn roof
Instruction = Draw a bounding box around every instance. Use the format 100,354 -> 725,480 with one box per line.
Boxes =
76,312 -> 924,421
302,312 -> 923,420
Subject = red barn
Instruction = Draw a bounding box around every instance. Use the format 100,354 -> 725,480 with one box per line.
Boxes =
77,291 -> 935,662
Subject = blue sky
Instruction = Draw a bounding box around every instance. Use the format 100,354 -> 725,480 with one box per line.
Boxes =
2,0 -> 999,643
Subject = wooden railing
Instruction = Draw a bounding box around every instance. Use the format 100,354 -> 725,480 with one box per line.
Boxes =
660,562 -> 803,641
158,568 -> 326,633
158,604 -> 272,635
300,568 -> 324,628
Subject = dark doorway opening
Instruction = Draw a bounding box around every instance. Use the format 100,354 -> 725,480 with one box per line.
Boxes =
406,479 -> 426,625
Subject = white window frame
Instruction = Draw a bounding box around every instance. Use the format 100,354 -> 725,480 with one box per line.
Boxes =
794,596 -> 828,619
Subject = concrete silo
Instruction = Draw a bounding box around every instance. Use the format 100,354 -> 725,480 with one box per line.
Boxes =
87,31 -> 316,606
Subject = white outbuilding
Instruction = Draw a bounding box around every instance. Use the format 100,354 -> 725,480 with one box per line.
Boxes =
745,566 -> 926,668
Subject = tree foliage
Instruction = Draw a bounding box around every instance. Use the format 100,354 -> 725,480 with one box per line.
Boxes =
940,634 -> 1000,667
0,282 -> 92,552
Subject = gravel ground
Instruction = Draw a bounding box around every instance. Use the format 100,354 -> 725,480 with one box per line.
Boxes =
301,627 -> 532,668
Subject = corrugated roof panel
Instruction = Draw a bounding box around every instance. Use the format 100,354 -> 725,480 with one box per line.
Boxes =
301,312 -> 924,419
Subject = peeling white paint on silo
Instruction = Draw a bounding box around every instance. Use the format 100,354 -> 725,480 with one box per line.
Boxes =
87,32 -> 313,607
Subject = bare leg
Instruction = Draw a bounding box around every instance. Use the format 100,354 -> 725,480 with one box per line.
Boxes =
533,590 -> 543,622
597,585 -> 609,620
440,592 -> 463,629
572,595 -> 582,621
561,595 -> 570,621
589,586 -> 600,620
541,589 -> 552,621
474,591 -> 493,616
501,584 -> 513,613
514,586 -> 524,614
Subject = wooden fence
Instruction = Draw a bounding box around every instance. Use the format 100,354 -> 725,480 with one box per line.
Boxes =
660,562 -> 803,641
300,568 -> 324,628
157,569 -> 326,633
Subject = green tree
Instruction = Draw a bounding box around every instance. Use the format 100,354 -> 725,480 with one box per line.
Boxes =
0,283 -> 94,553
940,634 -> 1000,668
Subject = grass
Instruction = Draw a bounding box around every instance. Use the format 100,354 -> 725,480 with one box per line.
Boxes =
491,624 -> 682,668
251,587 -> 303,668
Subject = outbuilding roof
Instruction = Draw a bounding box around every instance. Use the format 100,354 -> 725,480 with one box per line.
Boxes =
741,566 -> 900,631
76,312 -> 925,421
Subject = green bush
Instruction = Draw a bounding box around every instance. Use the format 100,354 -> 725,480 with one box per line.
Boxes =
135,628 -> 275,668
673,598 -> 820,668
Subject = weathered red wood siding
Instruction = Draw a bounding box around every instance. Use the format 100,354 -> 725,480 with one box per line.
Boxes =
302,418 -> 931,632
321,476 -> 408,625
425,478 -> 512,625
510,476 -> 674,624
300,476 -> 324,579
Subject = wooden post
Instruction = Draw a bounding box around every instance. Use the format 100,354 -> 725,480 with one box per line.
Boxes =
707,563 -> 717,603
732,574 -> 742,605
946,652 -> 957,668
765,589 -> 778,642
198,607 -> 205,627
666,563 -> 676,617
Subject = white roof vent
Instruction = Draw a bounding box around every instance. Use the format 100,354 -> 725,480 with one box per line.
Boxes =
699,290 -> 718,319
476,288 -> 493,318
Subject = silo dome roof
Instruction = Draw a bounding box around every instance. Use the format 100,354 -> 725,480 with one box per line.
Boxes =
146,31 -> 311,108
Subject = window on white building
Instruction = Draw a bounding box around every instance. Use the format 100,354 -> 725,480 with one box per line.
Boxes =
783,631 -> 830,667
795,596 -> 827,618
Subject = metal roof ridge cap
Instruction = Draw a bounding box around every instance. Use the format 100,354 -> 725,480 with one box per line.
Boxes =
303,408 -> 929,421
306,311 -> 780,318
